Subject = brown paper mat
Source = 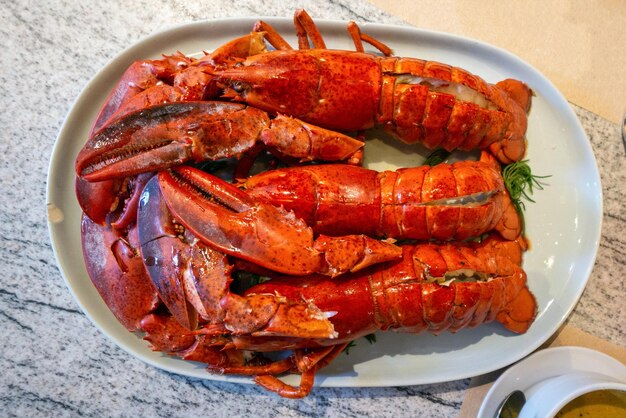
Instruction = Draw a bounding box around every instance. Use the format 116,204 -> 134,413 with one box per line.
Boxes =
367,0 -> 626,124
458,325 -> 626,417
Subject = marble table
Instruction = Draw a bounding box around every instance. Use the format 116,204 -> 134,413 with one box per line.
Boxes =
2,1 -> 623,417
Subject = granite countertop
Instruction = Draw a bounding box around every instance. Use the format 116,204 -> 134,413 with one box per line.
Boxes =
1,1 -> 624,417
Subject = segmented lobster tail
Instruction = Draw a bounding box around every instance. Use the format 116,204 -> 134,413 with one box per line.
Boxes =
378,57 -> 522,156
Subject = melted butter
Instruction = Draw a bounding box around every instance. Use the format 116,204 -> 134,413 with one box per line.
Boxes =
554,389 -> 626,418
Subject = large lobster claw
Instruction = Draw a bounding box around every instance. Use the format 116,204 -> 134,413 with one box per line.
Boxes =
137,175 -> 341,335
75,101 -> 364,182
137,175 -> 234,330
155,166 -> 401,277
76,173 -> 154,227
81,215 -> 159,331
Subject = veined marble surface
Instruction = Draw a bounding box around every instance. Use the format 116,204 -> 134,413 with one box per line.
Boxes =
1,1 -> 623,417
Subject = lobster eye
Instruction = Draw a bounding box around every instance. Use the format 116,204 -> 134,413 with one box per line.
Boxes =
232,81 -> 247,93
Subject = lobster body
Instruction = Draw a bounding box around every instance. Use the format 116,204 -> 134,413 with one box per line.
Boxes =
219,50 -> 381,132
242,160 -> 521,241
216,49 -> 530,163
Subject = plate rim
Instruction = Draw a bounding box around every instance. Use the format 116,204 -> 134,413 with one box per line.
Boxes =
46,16 -> 603,388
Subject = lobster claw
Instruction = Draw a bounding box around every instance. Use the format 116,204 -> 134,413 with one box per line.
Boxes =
76,173 -> 154,228
137,175 -> 340,335
76,101 -> 364,183
80,215 -> 159,331
156,166 -> 401,277
76,102 -> 234,182
137,175 -> 237,330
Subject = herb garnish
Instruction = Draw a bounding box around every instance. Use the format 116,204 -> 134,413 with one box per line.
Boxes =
343,333 -> 378,355
502,160 -> 550,234
423,149 -> 451,166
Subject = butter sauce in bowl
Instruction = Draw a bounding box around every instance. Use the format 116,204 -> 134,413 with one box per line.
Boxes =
554,389 -> 626,418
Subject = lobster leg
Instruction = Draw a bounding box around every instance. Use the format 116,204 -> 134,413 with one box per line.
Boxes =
255,343 -> 348,399
155,166 -> 401,277
250,9 -> 328,52
346,21 -> 393,56
293,9 -> 326,49
140,312 -> 246,368
75,101 -> 364,183
255,366 -> 316,399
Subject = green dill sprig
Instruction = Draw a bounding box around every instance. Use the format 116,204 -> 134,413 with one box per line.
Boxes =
343,341 -> 357,355
343,333 -> 377,355
193,159 -> 230,173
423,149 -> 451,166
501,160 -> 550,234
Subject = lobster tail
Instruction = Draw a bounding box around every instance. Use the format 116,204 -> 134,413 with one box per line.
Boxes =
495,275 -> 537,333
376,237 -> 535,335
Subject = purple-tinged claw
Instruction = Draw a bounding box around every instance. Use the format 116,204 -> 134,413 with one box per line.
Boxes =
137,176 -> 199,330
80,215 -> 159,331
137,175 -> 234,329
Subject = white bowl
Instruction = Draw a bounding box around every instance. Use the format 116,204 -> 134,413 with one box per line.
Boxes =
519,370 -> 626,418
478,346 -> 626,418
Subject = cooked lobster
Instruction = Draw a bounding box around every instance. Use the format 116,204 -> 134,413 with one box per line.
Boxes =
213,12 -> 532,164
139,231 -> 535,398
240,152 -> 522,241
86,9 -> 532,168
136,199 -> 535,397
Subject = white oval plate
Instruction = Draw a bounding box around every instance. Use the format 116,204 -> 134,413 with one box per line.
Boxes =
47,17 -> 602,388
477,347 -> 626,417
